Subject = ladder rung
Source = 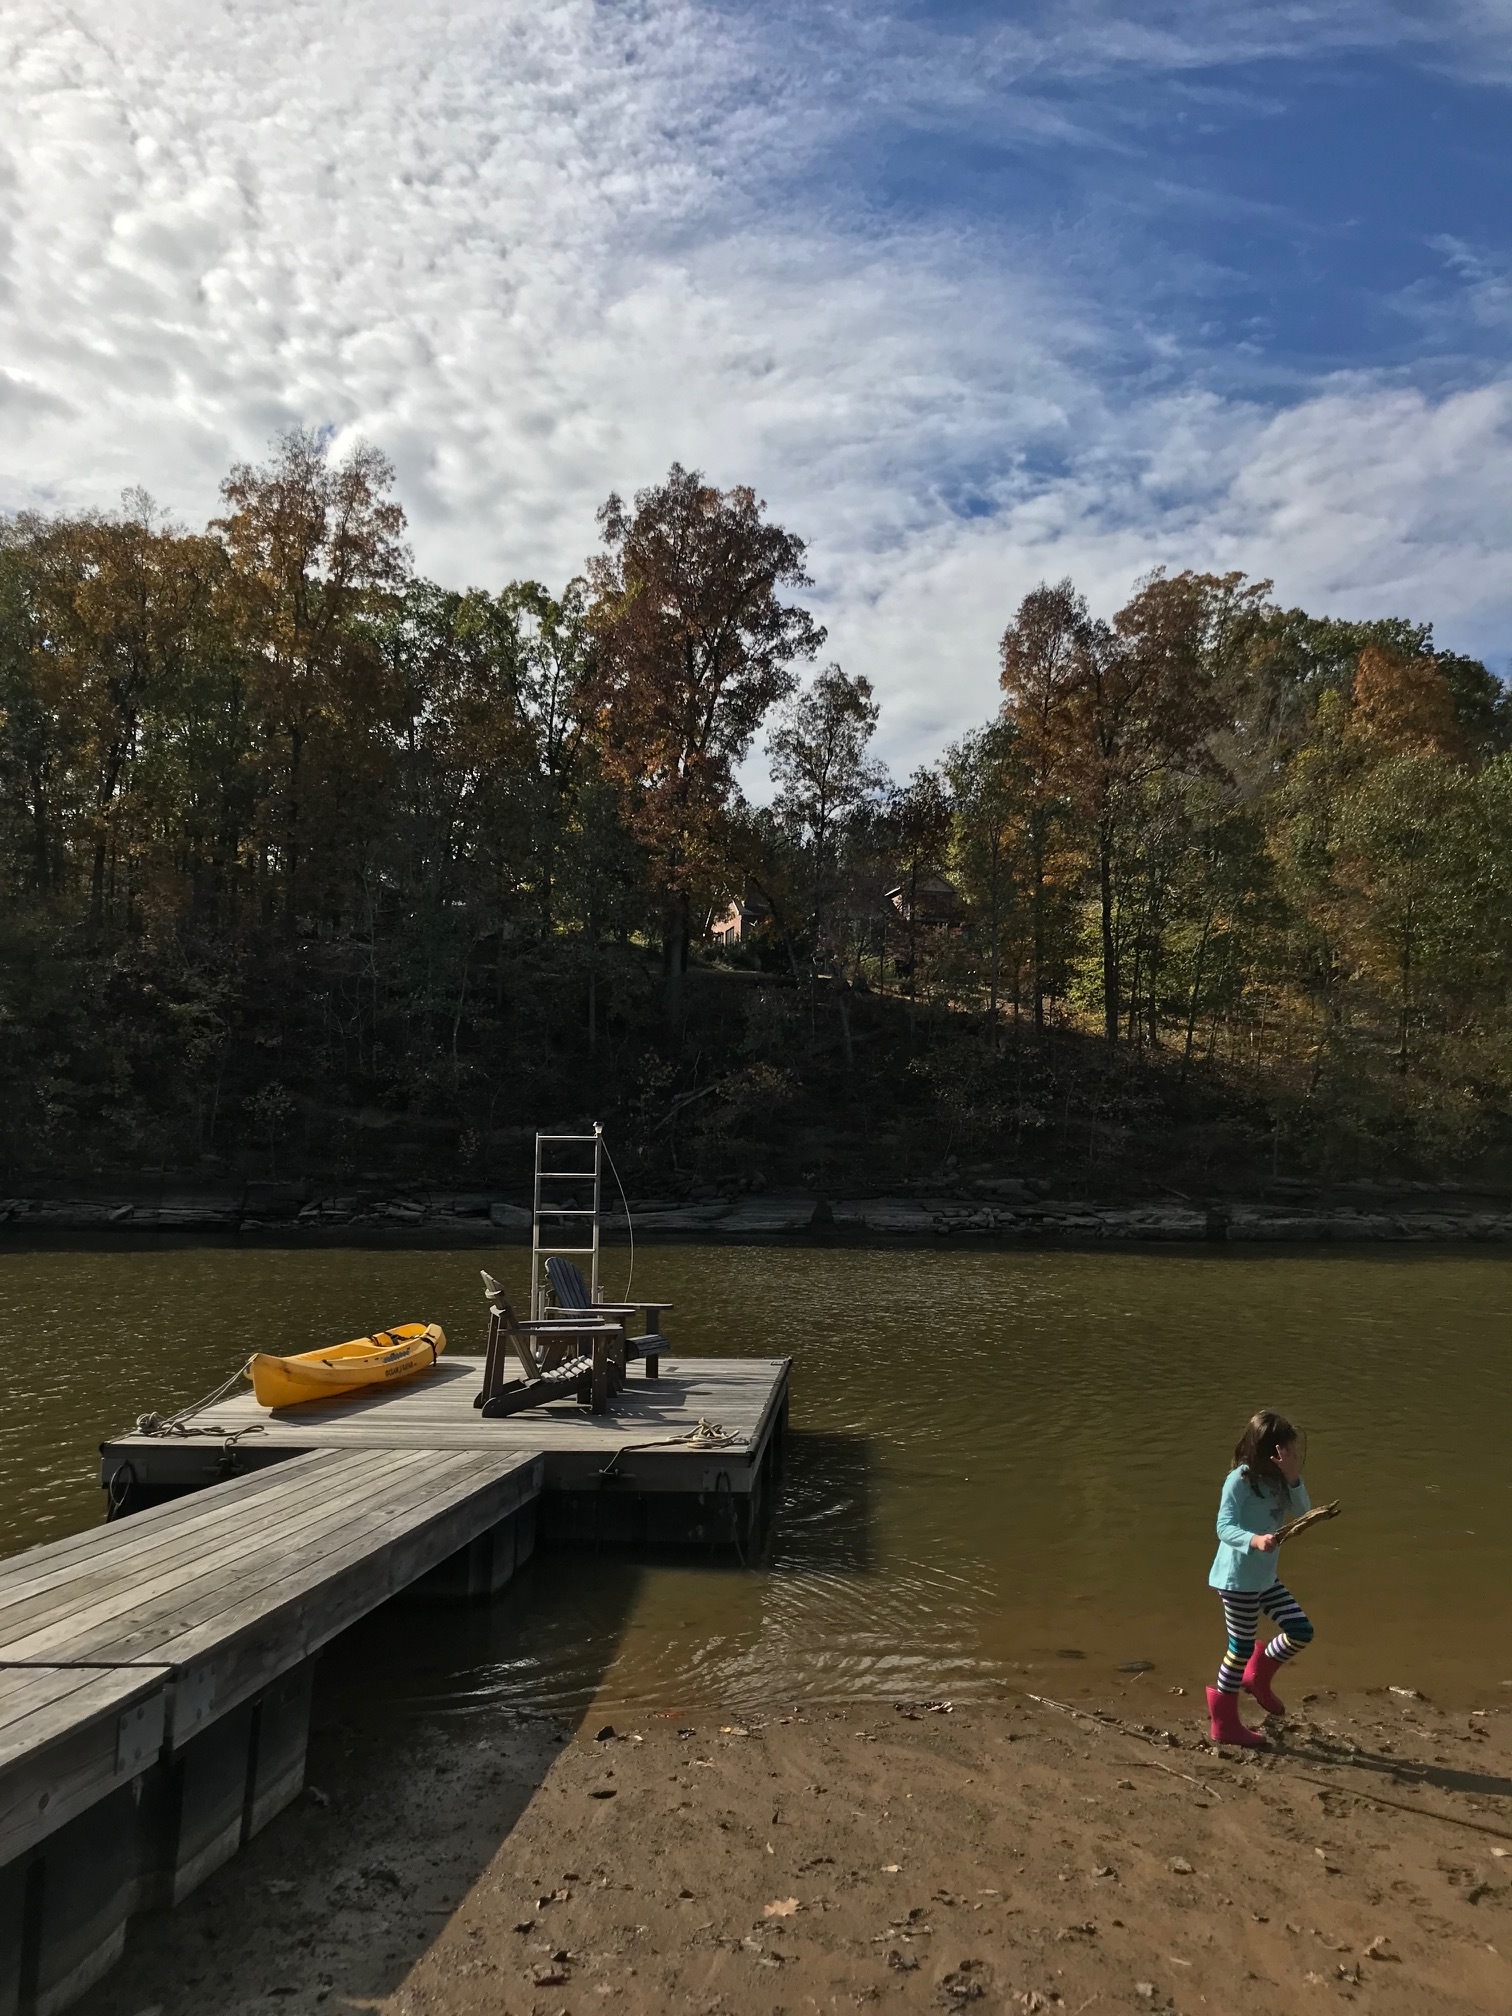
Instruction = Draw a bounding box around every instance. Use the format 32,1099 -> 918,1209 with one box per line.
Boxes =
536,1244 -> 597,1256
539,1206 -> 596,1217
537,1170 -> 597,1180
536,1133 -> 600,1142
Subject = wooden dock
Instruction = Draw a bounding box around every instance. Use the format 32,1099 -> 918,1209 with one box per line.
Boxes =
3,1352 -> 789,2015
0,1445 -> 541,2016
100,1353 -> 791,1547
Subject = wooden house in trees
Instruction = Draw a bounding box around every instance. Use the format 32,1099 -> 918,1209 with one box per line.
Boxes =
709,888 -> 772,947
885,873 -> 959,927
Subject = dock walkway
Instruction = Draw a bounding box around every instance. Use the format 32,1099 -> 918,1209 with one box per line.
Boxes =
0,1445 -> 541,2016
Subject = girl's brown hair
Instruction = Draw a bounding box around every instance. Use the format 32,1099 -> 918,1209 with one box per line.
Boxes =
1234,1409 -> 1298,1500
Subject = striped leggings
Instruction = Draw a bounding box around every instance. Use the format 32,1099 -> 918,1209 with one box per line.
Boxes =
1216,1580 -> 1314,1693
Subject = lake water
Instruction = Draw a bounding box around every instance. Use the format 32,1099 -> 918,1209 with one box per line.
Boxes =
2,1241 -> 1509,1712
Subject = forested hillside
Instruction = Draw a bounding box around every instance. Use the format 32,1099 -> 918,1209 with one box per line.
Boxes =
3,431 -> 1509,1200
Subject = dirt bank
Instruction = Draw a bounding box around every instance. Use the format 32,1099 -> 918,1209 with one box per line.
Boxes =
76,1684 -> 1512,2016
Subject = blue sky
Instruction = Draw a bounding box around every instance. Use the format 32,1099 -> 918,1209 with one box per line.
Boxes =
1,0 -> 1509,770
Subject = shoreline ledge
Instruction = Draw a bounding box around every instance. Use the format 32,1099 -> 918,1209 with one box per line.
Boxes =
3,1189 -> 1512,1245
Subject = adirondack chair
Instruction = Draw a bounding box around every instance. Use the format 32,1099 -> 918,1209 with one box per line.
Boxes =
474,1270 -> 626,1416
542,1256 -> 672,1379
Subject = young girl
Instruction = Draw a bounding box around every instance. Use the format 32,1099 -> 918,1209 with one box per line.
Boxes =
1207,1409 -> 1316,1747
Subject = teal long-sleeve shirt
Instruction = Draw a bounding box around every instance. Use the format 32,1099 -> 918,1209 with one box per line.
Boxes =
1208,1466 -> 1311,1592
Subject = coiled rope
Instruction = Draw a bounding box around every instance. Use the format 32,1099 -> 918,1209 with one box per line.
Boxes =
598,1415 -> 745,1477
134,1357 -> 259,1438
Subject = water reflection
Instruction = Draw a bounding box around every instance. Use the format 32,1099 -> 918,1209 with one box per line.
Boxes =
1,1240 -> 1509,1708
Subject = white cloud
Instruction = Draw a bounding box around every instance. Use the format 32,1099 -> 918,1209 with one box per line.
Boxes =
1,0 -> 1509,790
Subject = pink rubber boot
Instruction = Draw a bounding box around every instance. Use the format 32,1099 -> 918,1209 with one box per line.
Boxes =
1206,1685 -> 1266,1747
1243,1643 -> 1288,1716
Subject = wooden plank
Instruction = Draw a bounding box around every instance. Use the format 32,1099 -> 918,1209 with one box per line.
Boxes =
0,1447 -> 361,1581
0,1665 -> 169,1863
0,1450 -> 519,1667
0,1667 -> 165,1760
0,1450 -> 400,1637
0,1452 -> 543,1741
0,1458 -> 421,1658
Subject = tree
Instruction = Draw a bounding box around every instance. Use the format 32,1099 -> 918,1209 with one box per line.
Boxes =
944,717 -> 1025,1035
1335,753 -> 1478,1075
887,766 -> 954,1030
997,581 -> 1086,1032
1348,645 -> 1467,761
585,465 -> 823,1019
214,430 -> 409,934
766,663 -> 885,948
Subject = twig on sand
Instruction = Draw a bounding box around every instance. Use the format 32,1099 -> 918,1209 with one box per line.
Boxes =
1276,1501 -> 1341,1546
1025,1694 -> 1219,1797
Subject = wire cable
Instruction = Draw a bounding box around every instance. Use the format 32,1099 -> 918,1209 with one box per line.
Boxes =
600,1131 -> 635,1303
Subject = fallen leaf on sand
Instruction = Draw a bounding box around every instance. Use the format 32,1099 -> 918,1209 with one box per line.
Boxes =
880,1863 -> 901,1873
763,1897 -> 799,1918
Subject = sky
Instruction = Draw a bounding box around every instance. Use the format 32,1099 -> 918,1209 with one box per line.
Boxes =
2,0 -> 1511,774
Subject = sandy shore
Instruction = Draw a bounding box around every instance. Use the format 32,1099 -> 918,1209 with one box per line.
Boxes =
75,1681 -> 1512,2016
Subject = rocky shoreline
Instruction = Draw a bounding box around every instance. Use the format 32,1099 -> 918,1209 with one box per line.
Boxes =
3,1185 -> 1512,1243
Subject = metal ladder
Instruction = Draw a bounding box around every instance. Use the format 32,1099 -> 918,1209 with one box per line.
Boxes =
531,1124 -> 603,1318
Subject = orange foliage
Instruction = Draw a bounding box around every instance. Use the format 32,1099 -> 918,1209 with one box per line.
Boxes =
1349,646 -> 1466,760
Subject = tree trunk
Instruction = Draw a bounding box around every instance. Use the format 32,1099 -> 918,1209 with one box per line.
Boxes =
836,985 -> 854,1074
988,829 -> 1001,1048
1099,819 -> 1118,1047
1031,843 -> 1046,1034
1181,910 -> 1214,1077
662,893 -> 690,1028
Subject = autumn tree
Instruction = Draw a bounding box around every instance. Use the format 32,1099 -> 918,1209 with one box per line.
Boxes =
997,581 -> 1087,1031
214,430 -> 409,934
585,465 -> 823,1018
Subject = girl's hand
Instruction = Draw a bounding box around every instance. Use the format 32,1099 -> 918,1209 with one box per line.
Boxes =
1250,1532 -> 1279,1552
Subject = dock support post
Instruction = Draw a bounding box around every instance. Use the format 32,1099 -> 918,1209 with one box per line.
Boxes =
3,1787 -> 144,2016
243,1661 -> 316,1841
138,1697 -> 258,1907
403,1497 -> 539,1601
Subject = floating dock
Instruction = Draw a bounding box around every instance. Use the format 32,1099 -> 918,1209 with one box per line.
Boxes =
100,1353 -> 790,1546
3,1352 -> 789,2015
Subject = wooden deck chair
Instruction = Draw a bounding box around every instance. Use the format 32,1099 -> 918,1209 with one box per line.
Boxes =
475,1270 -> 625,1416
543,1256 -> 672,1379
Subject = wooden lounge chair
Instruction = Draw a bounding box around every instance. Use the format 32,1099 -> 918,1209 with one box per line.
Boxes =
542,1256 -> 672,1379
474,1270 -> 626,1416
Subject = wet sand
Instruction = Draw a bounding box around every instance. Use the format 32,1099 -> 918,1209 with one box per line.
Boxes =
76,1683 -> 1512,2016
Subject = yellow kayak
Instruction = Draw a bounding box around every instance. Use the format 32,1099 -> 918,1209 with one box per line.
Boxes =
248,1323 -> 446,1409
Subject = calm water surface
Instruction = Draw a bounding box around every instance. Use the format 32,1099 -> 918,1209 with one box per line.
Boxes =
1,1242 -> 1508,1711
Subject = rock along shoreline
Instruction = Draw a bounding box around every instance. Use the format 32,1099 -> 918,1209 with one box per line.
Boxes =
3,1187 -> 1512,1245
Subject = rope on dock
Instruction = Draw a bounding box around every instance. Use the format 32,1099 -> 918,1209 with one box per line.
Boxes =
598,1415 -> 747,1476
135,1358 -> 259,1437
